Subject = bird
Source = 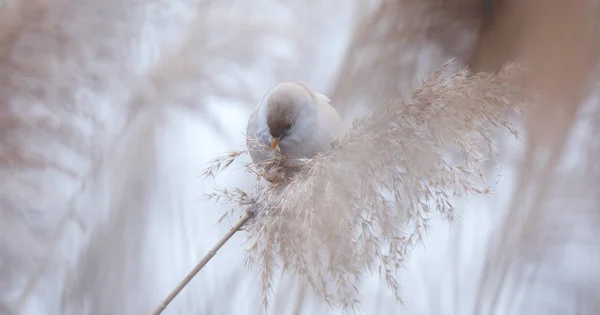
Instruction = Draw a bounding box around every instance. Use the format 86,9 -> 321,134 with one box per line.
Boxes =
246,82 -> 345,166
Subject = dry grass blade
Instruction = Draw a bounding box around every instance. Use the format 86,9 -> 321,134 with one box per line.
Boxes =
201,150 -> 248,179
205,60 -> 530,311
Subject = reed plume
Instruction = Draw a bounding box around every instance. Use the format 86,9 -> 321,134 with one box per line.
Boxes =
204,61 -> 530,310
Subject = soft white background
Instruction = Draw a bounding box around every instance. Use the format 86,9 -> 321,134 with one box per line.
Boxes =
2,1 -> 597,314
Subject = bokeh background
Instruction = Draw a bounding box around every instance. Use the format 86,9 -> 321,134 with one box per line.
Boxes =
1,0 -> 599,314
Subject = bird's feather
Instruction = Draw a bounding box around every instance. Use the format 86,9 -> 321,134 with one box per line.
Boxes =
246,105 -> 273,164
314,92 -> 331,105
246,82 -> 345,165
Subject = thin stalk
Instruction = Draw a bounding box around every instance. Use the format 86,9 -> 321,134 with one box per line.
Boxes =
151,212 -> 251,315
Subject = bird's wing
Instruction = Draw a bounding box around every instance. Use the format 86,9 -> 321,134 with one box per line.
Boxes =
292,81 -> 331,105
246,104 -> 272,164
291,81 -> 345,148
246,106 -> 259,143
314,92 -> 331,105
299,92 -> 345,158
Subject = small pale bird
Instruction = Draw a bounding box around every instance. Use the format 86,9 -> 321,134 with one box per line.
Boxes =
246,82 -> 345,164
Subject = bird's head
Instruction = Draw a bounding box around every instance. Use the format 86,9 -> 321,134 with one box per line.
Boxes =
264,82 -> 316,150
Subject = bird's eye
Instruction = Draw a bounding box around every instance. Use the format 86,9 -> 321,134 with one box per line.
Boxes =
285,123 -> 292,130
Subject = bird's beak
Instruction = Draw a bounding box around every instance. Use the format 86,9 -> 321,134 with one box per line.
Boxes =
271,137 -> 281,149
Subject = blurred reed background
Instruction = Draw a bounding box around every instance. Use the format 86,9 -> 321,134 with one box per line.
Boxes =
0,0 -> 598,314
